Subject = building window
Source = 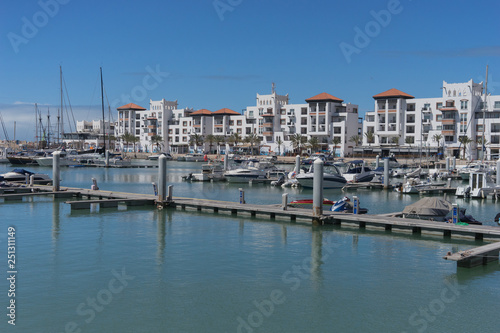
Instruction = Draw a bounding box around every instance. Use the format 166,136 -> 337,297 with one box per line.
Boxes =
436,102 -> 442,109
436,115 -> 442,121
237,120 -> 242,126
249,111 -> 254,117
460,113 -> 467,122
445,136 -> 454,142
494,101 -> 500,109
183,121 -> 187,126
301,108 -> 307,115
461,100 -> 468,110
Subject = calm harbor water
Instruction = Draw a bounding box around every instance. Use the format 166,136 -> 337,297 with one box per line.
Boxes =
1,162 -> 500,332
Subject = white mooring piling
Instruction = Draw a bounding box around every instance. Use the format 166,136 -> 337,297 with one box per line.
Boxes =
29,175 -> 34,187
167,185 -> 173,202
452,156 -> 456,170
52,151 -> 61,191
158,154 -> 167,202
282,193 -> 288,210
313,158 -> 324,218
375,155 -> 380,169
295,155 -> 300,174
383,158 -> 389,189
445,157 -> 450,171
105,150 -> 110,168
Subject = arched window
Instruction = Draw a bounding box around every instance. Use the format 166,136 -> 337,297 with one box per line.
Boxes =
453,90 -> 456,97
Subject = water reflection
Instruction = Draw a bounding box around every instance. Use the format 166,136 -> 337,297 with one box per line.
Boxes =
311,228 -> 323,289
52,199 -> 60,241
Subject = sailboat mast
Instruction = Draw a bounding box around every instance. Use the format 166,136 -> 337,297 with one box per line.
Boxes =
482,65 -> 488,162
100,67 -> 106,152
60,65 -> 64,145
35,103 -> 38,146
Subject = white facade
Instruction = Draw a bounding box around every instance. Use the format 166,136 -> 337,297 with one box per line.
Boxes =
362,79 -> 500,160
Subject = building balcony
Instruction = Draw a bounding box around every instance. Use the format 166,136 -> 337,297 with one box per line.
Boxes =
262,112 -> 274,117
388,124 -> 397,131
442,130 -> 456,135
263,131 -> 273,136
387,109 -> 397,113
441,119 -> 456,124
263,122 -> 273,127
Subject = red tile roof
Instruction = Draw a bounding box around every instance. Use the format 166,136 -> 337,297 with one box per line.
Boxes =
373,88 -> 414,99
305,92 -> 343,103
213,108 -> 240,115
117,103 -> 147,110
191,109 -> 212,116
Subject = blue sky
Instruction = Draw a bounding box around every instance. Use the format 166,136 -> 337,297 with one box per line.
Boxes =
1,0 -> 499,140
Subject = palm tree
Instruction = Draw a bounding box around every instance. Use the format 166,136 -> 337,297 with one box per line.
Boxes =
331,137 -> 341,158
215,135 -> 226,155
433,134 -> 443,157
290,134 -> 307,155
364,131 -> 375,147
349,135 -> 362,147
150,135 -> 163,152
276,137 -> 283,156
307,137 -> 320,154
121,132 -> 135,155
458,136 -> 473,159
132,136 -> 140,153
228,133 -> 242,152
477,137 -> 489,160
189,133 -> 204,152
205,134 -> 216,154
244,133 -> 261,155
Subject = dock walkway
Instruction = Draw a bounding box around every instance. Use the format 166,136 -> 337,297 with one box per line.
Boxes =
2,183 -> 499,268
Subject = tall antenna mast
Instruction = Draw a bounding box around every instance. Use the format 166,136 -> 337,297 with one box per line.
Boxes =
271,82 -> 275,94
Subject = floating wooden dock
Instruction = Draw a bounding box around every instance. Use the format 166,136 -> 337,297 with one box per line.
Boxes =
443,242 -> 500,267
2,183 -> 499,268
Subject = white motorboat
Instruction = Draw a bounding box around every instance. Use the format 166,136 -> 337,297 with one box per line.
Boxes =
457,163 -> 493,180
0,169 -> 52,185
147,153 -> 173,161
456,171 -> 500,198
343,160 -> 374,183
295,164 -> 347,189
396,177 -> 446,194
191,163 -> 225,181
35,150 -> 82,167
184,153 -> 206,162
224,161 -> 277,183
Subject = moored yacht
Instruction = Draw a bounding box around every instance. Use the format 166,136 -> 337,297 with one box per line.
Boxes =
224,160 -> 277,183
0,169 -> 52,185
295,164 -> 347,189
343,160 -> 374,183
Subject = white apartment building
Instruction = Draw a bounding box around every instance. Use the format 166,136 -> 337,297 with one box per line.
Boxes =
362,80 -> 500,160
62,119 -> 114,150
114,90 -> 363,157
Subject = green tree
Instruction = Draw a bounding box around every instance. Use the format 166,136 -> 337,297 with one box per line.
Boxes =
331,137 -> 341,158
189,133 -> 204,152
121,132 -> 135,155
364,131 -> 375,147
150,135 -> 163,152
229,133 -> 243,152
244,133 -> 261,155
276,137 -> 283,156
349,135 -> 362,147
205,134 -> 216,154
307,137 -> 320,154
132,136 -> 140,153
458,136 -> 473,159
290,134 -> 307,155
215,135 -> 226,155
